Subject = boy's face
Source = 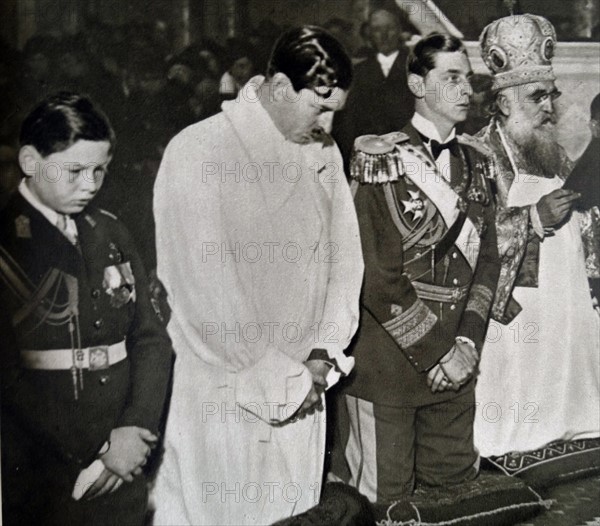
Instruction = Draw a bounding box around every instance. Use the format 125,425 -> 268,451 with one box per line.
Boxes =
21,140 -> 112,215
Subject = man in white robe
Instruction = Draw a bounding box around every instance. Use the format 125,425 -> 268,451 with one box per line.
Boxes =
473,15 -> 600,458
151,27 -> 363,525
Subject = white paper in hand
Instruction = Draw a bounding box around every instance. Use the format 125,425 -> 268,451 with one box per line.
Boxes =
72,459 -> 105,500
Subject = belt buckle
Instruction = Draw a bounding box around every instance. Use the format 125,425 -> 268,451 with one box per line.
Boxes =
89,346 -> 110,370
74,348 -> 86,368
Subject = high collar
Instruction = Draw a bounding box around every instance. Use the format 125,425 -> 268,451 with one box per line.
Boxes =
18,179 -> 80,244
222,75 -> 296,150
19,179 -> 59,227
411,113 -> 456,144
220,75 -> 328,212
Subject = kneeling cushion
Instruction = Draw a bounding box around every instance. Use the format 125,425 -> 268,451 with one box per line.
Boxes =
372,472 -> 550,526
483,437 -> 600,489
272,482 -> 374,526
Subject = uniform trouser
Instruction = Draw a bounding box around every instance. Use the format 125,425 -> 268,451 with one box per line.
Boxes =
1,416 -> 148,526
2,467 -> 148,526
330,389 -> 479,503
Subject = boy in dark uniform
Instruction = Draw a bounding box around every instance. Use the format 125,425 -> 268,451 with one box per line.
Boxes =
330,34 -> 500,503
0,92 -> 173,525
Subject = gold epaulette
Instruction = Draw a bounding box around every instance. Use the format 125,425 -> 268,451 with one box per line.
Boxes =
350,131 -> 410,184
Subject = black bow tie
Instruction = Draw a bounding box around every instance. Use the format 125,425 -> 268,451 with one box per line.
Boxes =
419,133 -> 460,160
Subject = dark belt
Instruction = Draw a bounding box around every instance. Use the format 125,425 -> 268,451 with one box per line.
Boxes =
405,208 -> 468,271
433,208 -> 468,265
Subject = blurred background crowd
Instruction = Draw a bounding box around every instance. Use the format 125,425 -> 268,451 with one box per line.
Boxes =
1,18 -> 287,268
1,0 -> 599,272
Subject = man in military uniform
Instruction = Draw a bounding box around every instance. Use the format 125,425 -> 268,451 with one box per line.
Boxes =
0,93 -> 173,525
330,33 -> 500,503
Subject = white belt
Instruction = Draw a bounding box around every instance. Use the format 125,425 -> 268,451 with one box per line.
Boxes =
21,341 -> 127,371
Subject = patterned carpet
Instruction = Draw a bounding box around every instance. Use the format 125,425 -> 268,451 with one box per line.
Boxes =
144,474 -> 600,525
516,474 -> 600,526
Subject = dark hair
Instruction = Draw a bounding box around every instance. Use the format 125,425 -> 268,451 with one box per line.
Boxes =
224,37 -> 257,69
20,92 -> 116,157
267,26 -> 352,92
368,5 -> 408,29
323,17 -> 353,34
368,3 -> 416,35
359,21 -> 371,39
170,46 -> 206,71
23,35 -> 59,59
407,33 -> 467,77
591,93 -> 600,122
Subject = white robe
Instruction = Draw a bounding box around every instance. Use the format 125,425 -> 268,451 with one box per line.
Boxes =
475,174 -> 600,457
151,77 -> 363,525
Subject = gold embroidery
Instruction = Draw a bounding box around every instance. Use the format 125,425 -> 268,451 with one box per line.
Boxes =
466,284 -> 494,321
383,298 -> 438,348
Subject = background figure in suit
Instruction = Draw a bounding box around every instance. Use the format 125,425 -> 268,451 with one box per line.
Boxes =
0,92 -> 173,525
330,33 -> 500,503
332,5 -> 414,169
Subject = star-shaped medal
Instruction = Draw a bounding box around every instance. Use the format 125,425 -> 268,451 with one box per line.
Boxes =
401,190 -> 425,220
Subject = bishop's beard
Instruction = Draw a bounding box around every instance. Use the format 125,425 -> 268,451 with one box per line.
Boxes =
503,115 -> 563,176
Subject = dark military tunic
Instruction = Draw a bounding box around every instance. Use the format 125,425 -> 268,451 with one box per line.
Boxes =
0,191 -> 173,525
342,123 -> 499,405
331,122 -> 500,501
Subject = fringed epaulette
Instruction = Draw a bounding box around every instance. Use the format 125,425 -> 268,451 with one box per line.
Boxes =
350,131 -> 410,184
457,133 -> 494,158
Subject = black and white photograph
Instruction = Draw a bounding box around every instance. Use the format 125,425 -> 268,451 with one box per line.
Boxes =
0,0 -> 599,525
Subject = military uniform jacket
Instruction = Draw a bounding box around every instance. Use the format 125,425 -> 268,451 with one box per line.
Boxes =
0,192 -> 173,475
342,123 -> 500,407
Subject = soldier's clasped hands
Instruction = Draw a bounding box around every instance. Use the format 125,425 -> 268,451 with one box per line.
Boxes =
427,339 -> 479,393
